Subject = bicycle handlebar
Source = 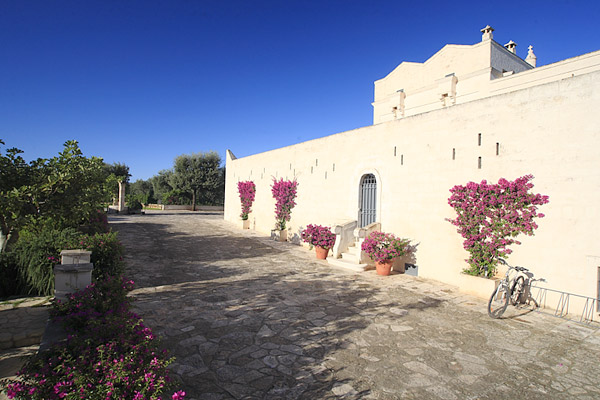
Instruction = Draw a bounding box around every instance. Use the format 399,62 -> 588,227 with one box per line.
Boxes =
497,258 -> 529,272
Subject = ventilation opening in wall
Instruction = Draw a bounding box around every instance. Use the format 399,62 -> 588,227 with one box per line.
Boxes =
289,163 -> 292,170
394,146 -> 397,156
311,166 -> 313,174
325,171 -> 327,179
333,163 -> 335,172
478,157 -> 482,169
478,133 -> 482,146
315,159 -> 318,166
496,142 -> 500,156
401,155 -> 404,165
452,148 -> 455,160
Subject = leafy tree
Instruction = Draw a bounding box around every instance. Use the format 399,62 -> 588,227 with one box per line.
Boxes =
33,141 -> 107,230
103,162 -> 131,205
128,179 -> 155,205
0,140 -> 108,252
0,140 -> 35,252
149,169 -> 174,203
169,152 -> 222,210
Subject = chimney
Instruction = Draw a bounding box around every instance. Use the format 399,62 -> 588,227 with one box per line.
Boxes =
525,45 -> 537,67
504,40 -> 517,54
481,25 -> 494,41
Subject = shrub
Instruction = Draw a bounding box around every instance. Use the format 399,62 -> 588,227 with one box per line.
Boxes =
1,277 -> 185,400
0,251 -> 23,299
361,231 -> 411,263
271,178 -> 298,230
237,181 -> 256,220
69,232 -> 125,281
301,224 -> 336,249
8,228 -> 124,296
11,228 -> 81,296
447,175 -> 549,277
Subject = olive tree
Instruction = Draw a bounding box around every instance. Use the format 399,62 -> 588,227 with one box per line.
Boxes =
170,152 -> 222,211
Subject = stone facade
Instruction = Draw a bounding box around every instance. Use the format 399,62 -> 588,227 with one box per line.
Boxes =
224,27 -> 600,309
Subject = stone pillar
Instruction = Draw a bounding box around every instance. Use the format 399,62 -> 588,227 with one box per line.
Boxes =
54,250 -> 93,301
118,181 -> 126,212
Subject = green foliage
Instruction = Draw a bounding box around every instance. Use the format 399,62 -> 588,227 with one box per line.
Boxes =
7,227 -> 124,296
2,277 -> 182,400
149,169 -> 174,203
0,140 -> 110,253
11,228 -> 81,296
102,162 -> 131,204
0,252 -> 22,298
162,189 -> 192,205
169,152 -> 223,208
0,140 -> 37,251
129,179 -> 155,205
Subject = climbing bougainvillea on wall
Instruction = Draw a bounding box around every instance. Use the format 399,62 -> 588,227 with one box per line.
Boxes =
447,174 -> 549,277
271,178 -> 298,230
237,181 -> 256,220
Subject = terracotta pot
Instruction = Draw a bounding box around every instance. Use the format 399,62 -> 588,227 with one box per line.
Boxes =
375,259 -> 394,276
278,229 -> 288,242
242,219 -> 250,229
315,246 -> 329,259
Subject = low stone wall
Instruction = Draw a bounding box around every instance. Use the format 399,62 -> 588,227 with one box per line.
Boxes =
144,204 -> 224,211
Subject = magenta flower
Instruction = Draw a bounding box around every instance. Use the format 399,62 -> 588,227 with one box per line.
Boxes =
271,178 -> 298,230
173,390 -> 186,400
237,181 -> 256,220
301,224 -> 336,249
447,175 -> 549,276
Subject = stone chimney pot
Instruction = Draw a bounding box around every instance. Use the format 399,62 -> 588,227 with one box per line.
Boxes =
504,40 -> 517,54
481,25 -> 494,41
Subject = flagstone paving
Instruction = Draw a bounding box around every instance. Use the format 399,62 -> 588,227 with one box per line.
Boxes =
113,211 -> 599,399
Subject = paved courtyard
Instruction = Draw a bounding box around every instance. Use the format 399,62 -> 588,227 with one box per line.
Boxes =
109,211 -> 600,400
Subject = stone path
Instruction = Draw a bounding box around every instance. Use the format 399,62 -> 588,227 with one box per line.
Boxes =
118,211 -> 600,398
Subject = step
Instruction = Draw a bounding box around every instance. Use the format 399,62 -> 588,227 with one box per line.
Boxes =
341,252 -> 360,262
327,257 -> 368,272
346,245 -> 360,256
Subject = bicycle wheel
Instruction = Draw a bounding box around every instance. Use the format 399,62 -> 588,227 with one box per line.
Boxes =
510,276 -> 525,305
488,283 -> 510,318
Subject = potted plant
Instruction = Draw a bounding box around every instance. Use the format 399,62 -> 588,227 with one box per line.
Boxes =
237,181 -> 256,229
301,224 -> 336,259
271,178 -> 298,241
361,231 -> 411,276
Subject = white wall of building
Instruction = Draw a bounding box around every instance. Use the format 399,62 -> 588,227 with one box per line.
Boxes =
225,44 -> 600,306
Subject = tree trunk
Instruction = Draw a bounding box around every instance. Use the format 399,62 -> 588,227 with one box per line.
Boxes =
0,231 -> 10,253
192,190 -> 196,212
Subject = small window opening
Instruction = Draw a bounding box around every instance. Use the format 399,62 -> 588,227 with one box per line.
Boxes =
401,154 -> 404,165
394,146 -> 397,156
333,163 -> 335,172
478,133 -> 482,146
496,142 -> 500,156
452,148 -> 456,160
315,159 -> 318,166
478,157 -> 482,169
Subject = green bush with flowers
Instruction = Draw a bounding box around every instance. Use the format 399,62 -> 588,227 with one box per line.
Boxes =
0,276 -> 185,400
301,224 -> 336,249
361,231 -> 411,263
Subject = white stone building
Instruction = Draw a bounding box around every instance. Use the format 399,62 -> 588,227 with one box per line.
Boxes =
224,26 -> 600,313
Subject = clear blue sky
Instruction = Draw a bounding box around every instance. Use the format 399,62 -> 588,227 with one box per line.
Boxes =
2,0 -> 599,181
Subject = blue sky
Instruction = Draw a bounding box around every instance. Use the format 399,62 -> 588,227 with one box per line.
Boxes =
2,0 -> 599,181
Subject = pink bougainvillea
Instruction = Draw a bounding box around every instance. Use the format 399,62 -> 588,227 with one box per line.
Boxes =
447,174 -> 549,277
301,224 -> 336,249
271,178 -> 298,230
361,231 -> 411,263
237,181 -> 256,220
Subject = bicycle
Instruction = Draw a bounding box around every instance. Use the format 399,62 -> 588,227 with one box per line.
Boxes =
487,259 -> 532,318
